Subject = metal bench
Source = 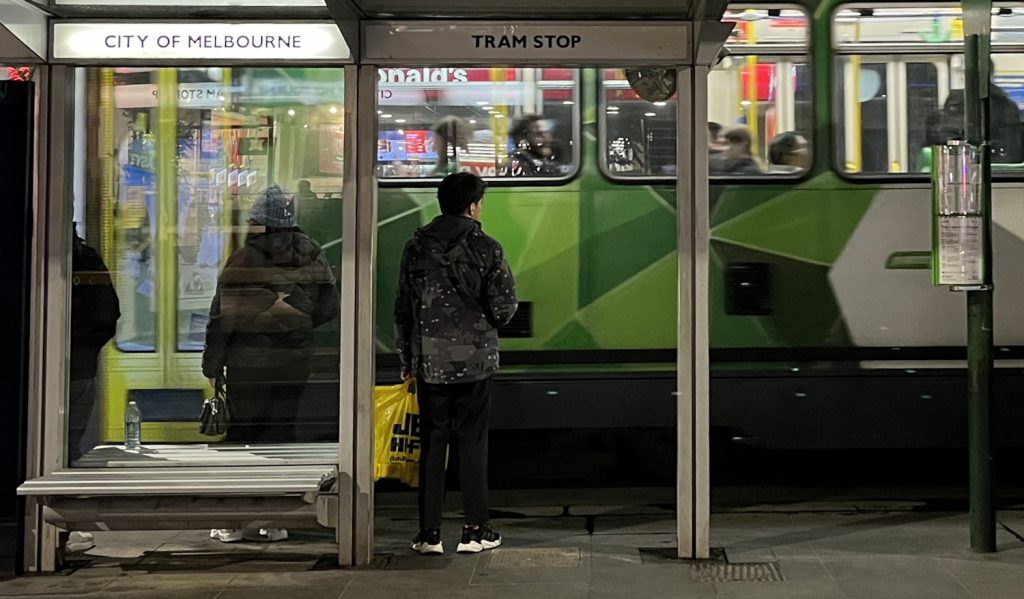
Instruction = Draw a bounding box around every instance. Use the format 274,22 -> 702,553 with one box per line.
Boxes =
18,444 -> 339,531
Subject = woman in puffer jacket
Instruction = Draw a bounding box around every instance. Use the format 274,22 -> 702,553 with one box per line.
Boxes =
202,185 -> 338,543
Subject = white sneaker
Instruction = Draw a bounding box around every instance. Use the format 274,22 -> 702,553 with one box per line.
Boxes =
257,528 -> 288,542
210,528 -> 243,543
65,531 -> 94,552
411,529 -> 443,555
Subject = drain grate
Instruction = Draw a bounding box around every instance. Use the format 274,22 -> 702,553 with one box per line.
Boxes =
691,561 -> 784,583
487,547 -> 581,568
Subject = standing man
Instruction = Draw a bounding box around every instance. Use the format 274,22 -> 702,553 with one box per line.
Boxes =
395,172 -> 518,555
69,228 -> 120,464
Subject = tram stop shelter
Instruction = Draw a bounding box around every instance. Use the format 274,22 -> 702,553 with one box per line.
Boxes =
0,0 -> 731,571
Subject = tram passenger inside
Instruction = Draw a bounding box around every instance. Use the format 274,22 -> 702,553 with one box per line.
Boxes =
504,114 -> 568,176
767,132 -> 811,174
936,61 -> 1024,164
432,115 -> 473,176
295,179 -> 318,203
708,121 -> 725,156
709,126 -> 763,176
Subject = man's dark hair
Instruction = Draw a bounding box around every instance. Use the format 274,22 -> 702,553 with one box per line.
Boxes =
768,132 -> 803,165
708,121 -> 723,140
437,172 -> 487,215
510,114 -> 544,143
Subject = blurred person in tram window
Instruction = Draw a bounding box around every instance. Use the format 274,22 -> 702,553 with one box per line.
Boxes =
295,179 -> 318,204
709,126 -> 763,176
202,185 -> 338,544
432,115 -> 473,176
504,114 -> 565,176
66,226 -> 120,554
395,173 -> 518,556
708,121 -> 726,155
937,60 -> 1024,163
767,132 -> 811,174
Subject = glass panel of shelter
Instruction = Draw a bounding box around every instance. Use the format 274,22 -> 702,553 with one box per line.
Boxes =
68,66 -> 344,466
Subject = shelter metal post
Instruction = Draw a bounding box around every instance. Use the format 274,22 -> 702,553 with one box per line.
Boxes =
962,0 -> 996,552
676,65 -> 711,560
339,63 -> 379,567
24,65 -> 75,572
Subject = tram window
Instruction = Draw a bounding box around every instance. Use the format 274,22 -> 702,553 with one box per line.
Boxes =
834,5 -> 1024,175
70,66 -> 344,459
835,54 -> 1024,174
600,6 -> 810,179
600,58 -> 813,179
376,67 -> 578,180
834,4 -> 1024,50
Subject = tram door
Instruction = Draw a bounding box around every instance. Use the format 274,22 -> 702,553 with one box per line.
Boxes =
0,75 -> 34,574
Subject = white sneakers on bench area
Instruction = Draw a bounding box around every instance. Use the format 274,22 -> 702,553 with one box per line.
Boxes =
210,528 -> 288,543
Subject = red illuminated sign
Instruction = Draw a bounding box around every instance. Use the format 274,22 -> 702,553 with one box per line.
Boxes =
6,66 -> 32,81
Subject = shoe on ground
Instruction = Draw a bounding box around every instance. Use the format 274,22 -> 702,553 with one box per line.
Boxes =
256,528 -> 288,542
65,531 -> 95,553
457,524 -> 501,553
411,528 -> 443,555
210,528 -> 243,543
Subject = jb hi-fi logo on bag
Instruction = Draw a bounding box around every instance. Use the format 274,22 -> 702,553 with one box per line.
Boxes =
391,413 -> 421,459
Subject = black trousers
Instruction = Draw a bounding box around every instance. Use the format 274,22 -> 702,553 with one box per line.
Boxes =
226,361 -> 310,444
417,377 -> 492,530
67,378 -> 98,464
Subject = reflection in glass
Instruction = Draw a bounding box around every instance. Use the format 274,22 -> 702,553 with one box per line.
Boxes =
601,58 -> 813,178
835,53 -> 1024,174
376,67 -> 577,179
72,66 -> 343,464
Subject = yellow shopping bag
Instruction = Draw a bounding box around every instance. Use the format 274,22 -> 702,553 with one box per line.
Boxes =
373,379 -> 421,487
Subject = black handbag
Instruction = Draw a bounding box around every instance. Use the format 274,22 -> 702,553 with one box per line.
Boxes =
200,377 -> 231,436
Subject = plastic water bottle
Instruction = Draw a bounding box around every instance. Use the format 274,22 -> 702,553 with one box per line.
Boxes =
124,401 -> 142,453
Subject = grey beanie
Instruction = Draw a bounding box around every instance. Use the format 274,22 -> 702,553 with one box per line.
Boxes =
249,185 -> 296,228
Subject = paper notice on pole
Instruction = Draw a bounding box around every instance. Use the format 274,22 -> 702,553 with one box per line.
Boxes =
937,215 -> 985,285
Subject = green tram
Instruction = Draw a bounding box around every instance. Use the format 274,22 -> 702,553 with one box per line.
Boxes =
88,3 -> 1024,463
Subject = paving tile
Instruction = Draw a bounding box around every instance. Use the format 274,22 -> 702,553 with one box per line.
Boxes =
820,555 -> 974,599
340,579 -> 466,599
591,557 -> 719,599
713,580 -> 848,599
87,591 -> 221,599
772,556 -> 837,583
219,586 -> 344,599
469,547 -> 590,586
724,541 -> 817,559
723,545 -> 777,563
0,595 -> 87,599
936,556 -> 1024,599
587,532 -> 675,549
566,504 -> 675,517
467,582 -> 589,599
0,593 -> 220,599
364,552 -> 481,586
104,572 -> 233,592
590,515 -> 675,535
0,575 -> 114,595
125,553 -> 317,574
227,570 -> 354,588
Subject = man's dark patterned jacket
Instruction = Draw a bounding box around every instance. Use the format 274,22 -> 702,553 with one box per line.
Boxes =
395,214 -> 518,384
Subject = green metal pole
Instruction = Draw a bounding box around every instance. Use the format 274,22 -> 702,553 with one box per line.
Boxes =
963,3 -> 996,552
